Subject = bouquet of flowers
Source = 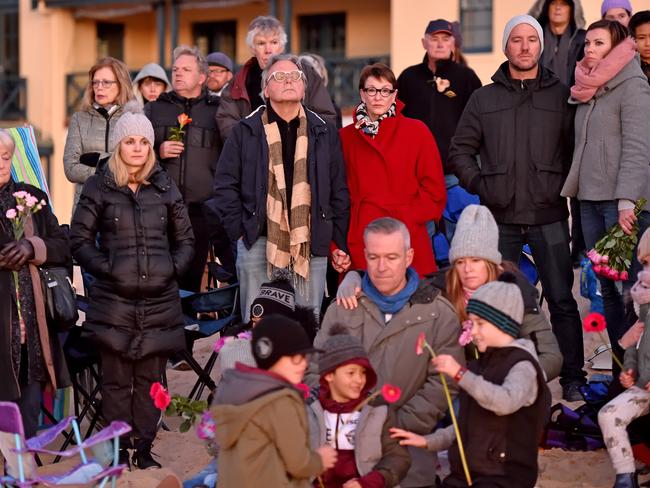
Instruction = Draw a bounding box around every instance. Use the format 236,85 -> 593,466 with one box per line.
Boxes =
587,198 -> 646,281
149,382 -> 209,434
4,191 -> 47,326
167,113 -> 192,141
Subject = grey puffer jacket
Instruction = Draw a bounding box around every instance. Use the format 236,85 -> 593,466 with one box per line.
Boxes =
561,57 -> 650,209
63,105 -> 124,211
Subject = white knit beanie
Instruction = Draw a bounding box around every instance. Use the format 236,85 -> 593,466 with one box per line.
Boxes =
502,14 -> 544,54
109,100 -> 155,152
449,205 -> 502,265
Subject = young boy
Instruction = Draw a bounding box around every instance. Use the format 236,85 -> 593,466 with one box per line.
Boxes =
598,229 -> 650,488
307,326 -> 410,487
211,314 -> 336,487
391,275 -> 551,488
630,10 -> 650,82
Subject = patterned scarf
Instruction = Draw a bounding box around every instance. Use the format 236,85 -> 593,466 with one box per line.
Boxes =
354,102 -> 396,137
262,106 -> 311,280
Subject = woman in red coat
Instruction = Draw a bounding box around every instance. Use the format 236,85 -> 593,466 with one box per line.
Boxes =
339,63 -> 446,276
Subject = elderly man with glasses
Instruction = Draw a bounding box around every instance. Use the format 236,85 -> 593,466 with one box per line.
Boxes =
211,53 -> 350,321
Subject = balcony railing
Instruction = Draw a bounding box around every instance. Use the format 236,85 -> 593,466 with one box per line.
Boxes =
0,76 -> 27,120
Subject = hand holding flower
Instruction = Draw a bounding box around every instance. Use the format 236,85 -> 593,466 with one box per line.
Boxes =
618,208 -> 636,235
432,354 -> 462,379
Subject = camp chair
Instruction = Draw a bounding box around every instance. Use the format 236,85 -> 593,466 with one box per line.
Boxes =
179,283 -> 241,401
0,402 -> 130,488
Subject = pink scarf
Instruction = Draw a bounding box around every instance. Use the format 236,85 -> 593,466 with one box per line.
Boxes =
571,38 -> 636,103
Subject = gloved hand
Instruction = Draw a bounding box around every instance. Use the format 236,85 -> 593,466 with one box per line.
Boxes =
79,152 -> 101,167
0,240 -> 35,270
336,271 -> 362,310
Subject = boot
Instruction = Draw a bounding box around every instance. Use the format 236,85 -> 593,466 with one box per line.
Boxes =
614,473 -> 639,488
132,439 -> 161,470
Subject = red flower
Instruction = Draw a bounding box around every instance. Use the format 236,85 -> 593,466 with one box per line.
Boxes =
177,113 -> 192,127
149,382 -> 164,399
381,384 -> 402,404
582,312 -> 606,333
295,383 -> 310,400
416,332 -> 426,356
153,389 -> 171,410
620,271 -> 629,281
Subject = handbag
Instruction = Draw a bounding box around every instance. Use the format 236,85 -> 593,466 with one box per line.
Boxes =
40,266 -> 78,332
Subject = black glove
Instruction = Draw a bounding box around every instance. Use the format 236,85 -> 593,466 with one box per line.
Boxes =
0,240 -> 35,270
79,152 -> 101,167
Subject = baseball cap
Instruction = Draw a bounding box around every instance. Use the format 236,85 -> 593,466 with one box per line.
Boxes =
425,19 -> 454,35
251,314 -> 320,370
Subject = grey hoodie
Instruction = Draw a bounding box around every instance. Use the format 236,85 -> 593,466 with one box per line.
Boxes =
132,63 -> 171,108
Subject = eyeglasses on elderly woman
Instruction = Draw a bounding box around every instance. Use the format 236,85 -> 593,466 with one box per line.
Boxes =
266,70 -> 305,83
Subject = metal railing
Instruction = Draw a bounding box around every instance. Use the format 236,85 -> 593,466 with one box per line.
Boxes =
0,76 -> 27,120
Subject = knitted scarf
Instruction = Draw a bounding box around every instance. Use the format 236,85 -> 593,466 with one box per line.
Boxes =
354,102 -> 396,137
571,38 -> 636,103
262,106 -> 311,280
361,267 -> 420,315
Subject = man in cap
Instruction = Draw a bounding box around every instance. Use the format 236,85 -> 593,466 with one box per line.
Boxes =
397,19 -> 481,178
449,15 -> 586,401
206,51 -> 234,97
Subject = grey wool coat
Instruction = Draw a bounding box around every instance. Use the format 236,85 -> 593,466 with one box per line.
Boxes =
561,57 -> 650,209
63,105 -> 124,211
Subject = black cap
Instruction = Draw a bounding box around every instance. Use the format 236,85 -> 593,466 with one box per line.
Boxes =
425,19 -> 454,35
251,314 -> 319,370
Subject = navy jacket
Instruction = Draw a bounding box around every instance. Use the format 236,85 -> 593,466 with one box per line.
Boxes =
210,105 -> 350,256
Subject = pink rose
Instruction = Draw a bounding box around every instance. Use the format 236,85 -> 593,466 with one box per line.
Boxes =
593,264 -> 602,274
620,271 -> 629,281
12,191 -> 27,199
608,269 -> 620,280
5,209 -> 16,219
600,255 -> 609,264
15,205 -> 24,212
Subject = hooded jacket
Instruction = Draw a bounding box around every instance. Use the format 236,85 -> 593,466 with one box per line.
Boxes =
70,162 -> 194,360
132,63 -> 172,108
561,57 -> 650,210
216,57 -> 338,140
449,62 -> 574,226
529,0 -> 587,86
212,364 -> 323,488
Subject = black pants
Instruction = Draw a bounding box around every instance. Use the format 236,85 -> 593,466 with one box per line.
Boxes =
100,350 -> 164,444
179,204 -> 211,293
16,346 -> 42,439
498,220 -> 586,385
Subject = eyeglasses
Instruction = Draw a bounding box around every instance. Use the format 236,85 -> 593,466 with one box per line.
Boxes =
266,70 -> 304,84
208,68 -> 229,76
92,80 -> 118,88
361,87 -> 396,98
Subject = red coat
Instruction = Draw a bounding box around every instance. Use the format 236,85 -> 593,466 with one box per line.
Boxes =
339,103 -> 446,275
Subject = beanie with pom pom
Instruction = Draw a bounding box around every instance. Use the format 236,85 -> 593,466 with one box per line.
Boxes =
109,100 -> 155,152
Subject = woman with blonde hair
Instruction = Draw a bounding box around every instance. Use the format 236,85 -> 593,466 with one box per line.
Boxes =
64,57 -> 134,211
70,103 -> 194,470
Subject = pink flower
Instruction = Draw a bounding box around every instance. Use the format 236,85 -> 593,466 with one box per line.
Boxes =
237,330 -> 252,340
5,209 -> 16,219
620,271 -> 629,281
149,382 -> 165,398
15,205 -> 24,212
40,199 -> 47,206
381,384 -> 402,403
196,411 -> 216,440
416,332 -> 426,356
608,269 -> 620,281
600,255 -> 609,264
213,336 -> 233,353
587,249 -> 596,260
593,264 -> 602,274
582,312 -> 607,333
12,191 -> 27,199
591,253 -> 602,265
153,390 -> 171,410
459,320 -> 473,346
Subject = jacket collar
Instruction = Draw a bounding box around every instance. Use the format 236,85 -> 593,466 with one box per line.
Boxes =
229,57 -> 256,102
491,61 -> 559,91
156,88 -> 217,106
241,104 -> 328,136
99,163 -> 171,193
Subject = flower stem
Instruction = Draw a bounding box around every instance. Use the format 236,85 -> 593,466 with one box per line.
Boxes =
12,271 -> 24,328
598,332 -> 624,370
424,342 -> 472,485
352,390 -> 380,412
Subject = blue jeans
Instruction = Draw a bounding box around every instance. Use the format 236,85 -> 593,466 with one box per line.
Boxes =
498,220 -> 586,385
236,238 -> 328,322
581,201 -> 650,374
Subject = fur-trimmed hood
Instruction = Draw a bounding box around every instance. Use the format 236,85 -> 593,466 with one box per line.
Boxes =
528,0 -> 586,30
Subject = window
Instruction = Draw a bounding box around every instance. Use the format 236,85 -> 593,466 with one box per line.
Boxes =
193,21 -> 236,61
299,13 -> 346,60
460,0 -> 492,53
0,11 -> 19,75
97,22 -> 124,60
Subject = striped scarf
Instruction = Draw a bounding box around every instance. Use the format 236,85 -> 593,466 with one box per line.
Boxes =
354,102 -> 396,137
262,106 -> 311,280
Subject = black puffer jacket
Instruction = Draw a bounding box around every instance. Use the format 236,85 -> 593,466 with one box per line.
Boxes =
144,89 -> 221,205
449,63 -> 574,226
70,163 -> 195,360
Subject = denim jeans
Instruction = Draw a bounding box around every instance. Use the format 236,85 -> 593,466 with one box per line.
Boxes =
498,220 -> 586,385
581,201 -> 650,376
236,238 -> 328,322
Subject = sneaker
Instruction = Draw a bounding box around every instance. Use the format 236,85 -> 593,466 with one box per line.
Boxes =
562,381 -> 585,402
117,448 -> 131,471
132,445 -> 161,470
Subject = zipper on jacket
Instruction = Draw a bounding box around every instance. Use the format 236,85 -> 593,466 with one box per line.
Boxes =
179,99 -> 192,196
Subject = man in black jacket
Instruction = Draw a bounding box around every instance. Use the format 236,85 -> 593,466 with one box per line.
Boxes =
145,45 -> 221,293
211,54 -> 350,322
449,15 -> 586,401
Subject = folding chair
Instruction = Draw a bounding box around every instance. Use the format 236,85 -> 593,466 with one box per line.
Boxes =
0,402 -> 130,488
179,283 -> 241,401
519,244 -> 545,307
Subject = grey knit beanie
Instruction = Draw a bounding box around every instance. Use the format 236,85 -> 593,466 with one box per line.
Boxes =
318,328 -> 369,376
449,205 -> 502,265
109,100 -> 155,152
502,14 -> 544,54
466,273 -> 523,338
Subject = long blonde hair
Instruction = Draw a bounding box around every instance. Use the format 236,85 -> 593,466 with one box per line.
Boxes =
445,259 -> 500,321
83,57 -> 134,110
107,144 -> 155,188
